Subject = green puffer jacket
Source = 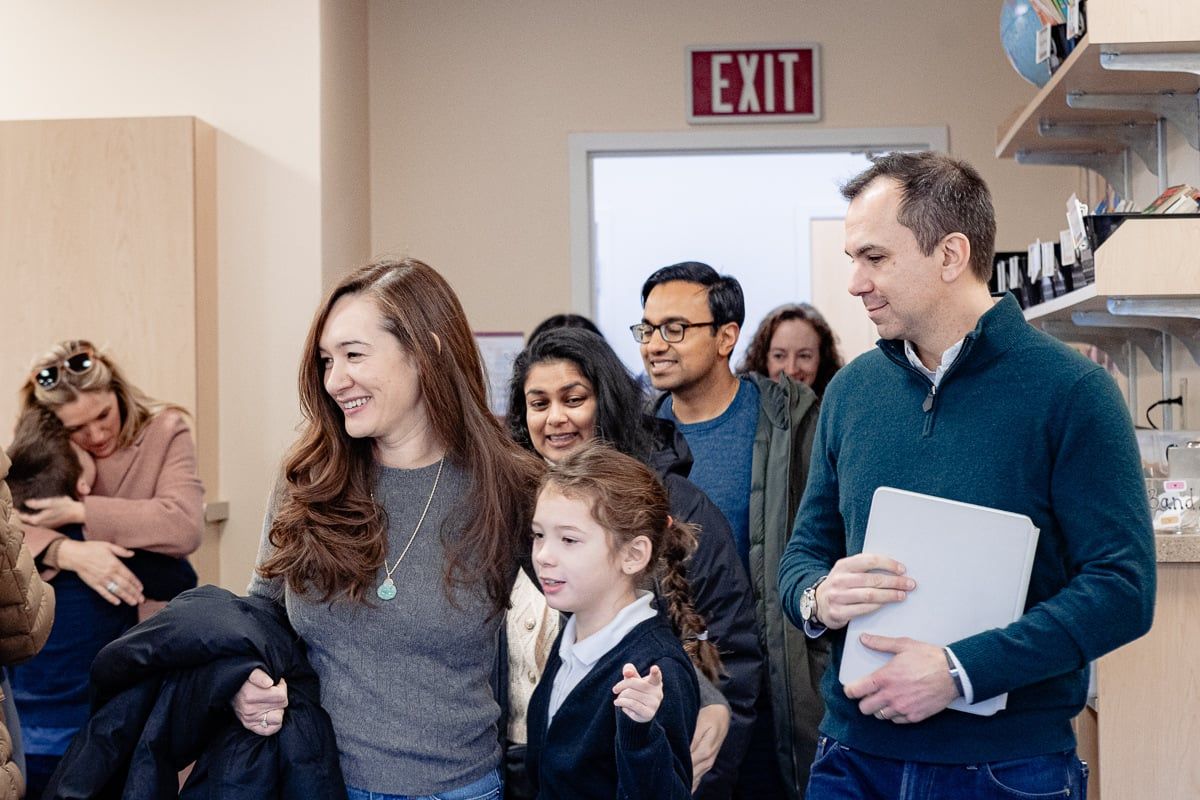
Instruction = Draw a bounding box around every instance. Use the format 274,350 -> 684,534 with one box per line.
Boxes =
744,372 -> 824,800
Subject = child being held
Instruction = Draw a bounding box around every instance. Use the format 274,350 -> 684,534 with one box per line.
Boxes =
6,405 -> 197,795
6,405 -> 197,603
525,442 -> 721,800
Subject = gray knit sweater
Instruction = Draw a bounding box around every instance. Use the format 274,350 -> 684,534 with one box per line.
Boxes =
248,460 -> 502,795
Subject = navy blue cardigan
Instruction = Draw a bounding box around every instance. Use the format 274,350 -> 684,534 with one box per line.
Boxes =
526,615 -> 699,800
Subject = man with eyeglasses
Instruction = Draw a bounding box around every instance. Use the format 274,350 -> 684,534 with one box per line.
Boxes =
635,262 -> 822,800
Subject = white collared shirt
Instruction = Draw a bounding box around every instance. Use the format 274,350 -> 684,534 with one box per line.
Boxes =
903,338 -> 964,389
547,591 -> 657,724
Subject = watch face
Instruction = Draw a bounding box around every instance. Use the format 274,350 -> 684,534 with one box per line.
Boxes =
800,588 -> 815,621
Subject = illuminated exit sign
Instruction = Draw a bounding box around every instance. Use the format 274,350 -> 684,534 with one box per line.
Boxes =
687,44 -> 821,124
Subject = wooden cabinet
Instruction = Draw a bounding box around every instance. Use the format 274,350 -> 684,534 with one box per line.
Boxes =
1090,542 -> 1200,800
0,116 -> 222,582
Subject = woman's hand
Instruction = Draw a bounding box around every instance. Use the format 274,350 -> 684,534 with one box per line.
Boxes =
690,702 -> 730,788
612,663 -> 664,724
233,668 -> 288,736
54,539 -> 144,606
18,496 -> 86,528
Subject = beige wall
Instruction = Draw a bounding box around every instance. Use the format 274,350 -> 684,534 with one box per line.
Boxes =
5,2 -> 1191,589
0,0 -> 326,589
321,0 -> 372,289
367,0 -> 1081,334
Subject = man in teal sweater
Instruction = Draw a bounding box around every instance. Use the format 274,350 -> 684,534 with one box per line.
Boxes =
778,152 -> 1155,798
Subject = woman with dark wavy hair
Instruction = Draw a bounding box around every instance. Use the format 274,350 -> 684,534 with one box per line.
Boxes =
234,259 -> 542,800
504,328 -> 762,799
526,313 -> 601,342
507,330 -> 654,461
738,303 -> 843,397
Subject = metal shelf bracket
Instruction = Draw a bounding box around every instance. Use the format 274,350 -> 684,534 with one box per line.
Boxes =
1048,317 -> 1164,371
1100,51 -> 1200,78
1037,119 -> 1159,174
1073,311 -> 1200,366
1067,90 -> 1200,151
1015,148 -> 1131,197
1107,297 -> 1200,320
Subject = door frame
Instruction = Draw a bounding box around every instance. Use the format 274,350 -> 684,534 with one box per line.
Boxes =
568,126 -> 949,314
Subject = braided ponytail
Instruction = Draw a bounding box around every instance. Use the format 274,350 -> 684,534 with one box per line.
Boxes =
540,441 -> 724,682
657,517 -> 723,682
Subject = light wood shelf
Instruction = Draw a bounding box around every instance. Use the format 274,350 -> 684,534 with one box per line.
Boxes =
1092,216 -> 1200,295
1023,284 -> 1102,323
1022,216 -> 1200,324
1086,0 -> 1200,46
996,35 -> 1200,160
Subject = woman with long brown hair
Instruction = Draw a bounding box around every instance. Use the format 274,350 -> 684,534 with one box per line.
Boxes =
234,259 -> 542,800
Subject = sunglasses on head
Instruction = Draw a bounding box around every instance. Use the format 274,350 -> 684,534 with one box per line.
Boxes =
33,347 -> 96,389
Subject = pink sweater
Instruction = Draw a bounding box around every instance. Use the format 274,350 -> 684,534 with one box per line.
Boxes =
25,410 -> 204,561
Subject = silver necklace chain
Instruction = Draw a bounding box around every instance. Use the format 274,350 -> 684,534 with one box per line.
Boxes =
376,457 -> 444,600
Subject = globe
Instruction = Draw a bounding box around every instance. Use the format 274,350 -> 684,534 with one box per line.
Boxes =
1000,0 -> 1053,87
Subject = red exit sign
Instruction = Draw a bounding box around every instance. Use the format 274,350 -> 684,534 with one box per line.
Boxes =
688,44 -> 821,124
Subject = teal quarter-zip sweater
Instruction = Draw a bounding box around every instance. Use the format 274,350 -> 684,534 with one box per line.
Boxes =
778,293 -> 1155,764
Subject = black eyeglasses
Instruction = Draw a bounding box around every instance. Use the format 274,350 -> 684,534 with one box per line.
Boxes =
629,321 -> 717,344
32,347 -> 96,389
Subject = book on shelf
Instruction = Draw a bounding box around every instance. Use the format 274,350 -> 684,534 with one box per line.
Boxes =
1030,0 -> 1067,25
1143,184 -> 1200,215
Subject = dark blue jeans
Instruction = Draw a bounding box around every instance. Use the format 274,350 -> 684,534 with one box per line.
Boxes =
807,736 -> 1087,800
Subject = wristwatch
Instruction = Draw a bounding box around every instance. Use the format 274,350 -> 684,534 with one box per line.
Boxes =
799,576 -> 828,625
944,648 -> 965,698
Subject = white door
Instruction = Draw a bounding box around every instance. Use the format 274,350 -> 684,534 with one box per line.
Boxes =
571,128 -> 948,374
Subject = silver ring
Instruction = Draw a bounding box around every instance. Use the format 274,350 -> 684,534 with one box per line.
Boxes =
105,580 -> 120,594
260,713 -> 269,729
874,710 -> 887,720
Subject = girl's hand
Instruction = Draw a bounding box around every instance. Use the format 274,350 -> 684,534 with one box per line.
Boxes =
232,668 -> 288,736
612,663 -> 664,723
54,539 -> 144,606
18,496 -> 86,528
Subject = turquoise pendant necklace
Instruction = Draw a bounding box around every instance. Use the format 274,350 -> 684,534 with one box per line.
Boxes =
376,457 -> 444,601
